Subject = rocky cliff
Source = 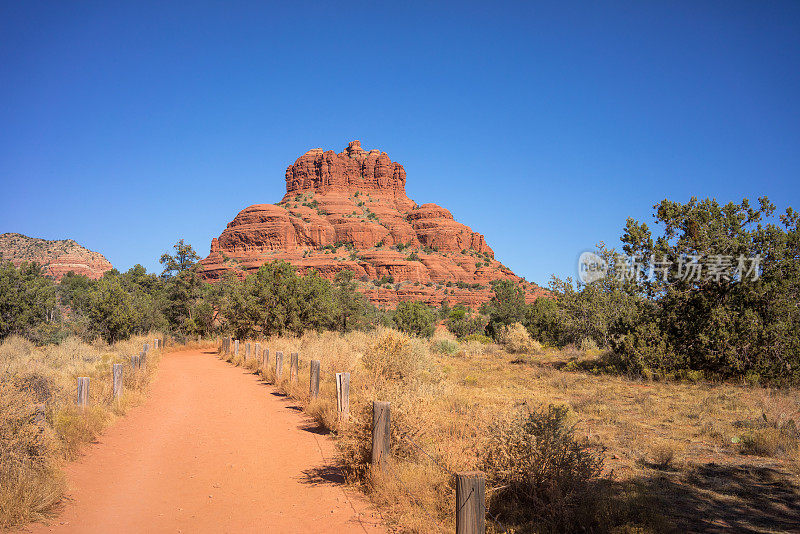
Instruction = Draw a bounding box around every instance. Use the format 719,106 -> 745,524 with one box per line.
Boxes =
0,232 -> 113,280
198,141 -> 544,307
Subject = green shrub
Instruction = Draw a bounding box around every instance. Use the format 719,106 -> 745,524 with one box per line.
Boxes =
431,339 -> 459,354
445,305 -> 487,338
393,301 -> 436,338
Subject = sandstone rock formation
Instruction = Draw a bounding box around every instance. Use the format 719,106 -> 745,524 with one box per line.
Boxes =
198,141 -> 545,307
0,232 -> 113,280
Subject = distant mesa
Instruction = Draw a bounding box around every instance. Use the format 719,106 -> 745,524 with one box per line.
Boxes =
0,232 -> 113,281
198,140 -> 545,307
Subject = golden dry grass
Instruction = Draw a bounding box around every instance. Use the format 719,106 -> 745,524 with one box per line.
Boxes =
221,327 -> 800,533
0,333 -> 184,529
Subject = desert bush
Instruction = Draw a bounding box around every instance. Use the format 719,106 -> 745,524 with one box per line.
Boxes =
445,304 -> 487,338
431,339 -> 459,354
496,323 -> 542,354
393,301 -> 436,338
362,330 -> 430,381
463,333 -> 492,344
646,441 -> 677,469
482,404 -> 606,532
580,337 -> 600,352
738,415 -> 799,457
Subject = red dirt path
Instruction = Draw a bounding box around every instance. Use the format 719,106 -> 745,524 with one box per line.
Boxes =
20,349 -> 385,534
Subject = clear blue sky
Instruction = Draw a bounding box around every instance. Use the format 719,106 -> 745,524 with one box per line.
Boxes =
1,1 -> 798,285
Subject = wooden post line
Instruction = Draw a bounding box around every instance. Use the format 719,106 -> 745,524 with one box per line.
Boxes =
455,472 -> 486,534
245,342 -> 251,361
262,347 -> 270,369
290,352 -> 299,383
113,363 -> 123,401
309,360 -> 320,399
371,401 -> 390,468
76,377 -> 89,409
255,343 -> 261,362
275,351 -> 284,380
336,372 -> 350,420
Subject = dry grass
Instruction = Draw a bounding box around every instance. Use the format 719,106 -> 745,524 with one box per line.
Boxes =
0,333 -> 170,529
219,327 -> 800,533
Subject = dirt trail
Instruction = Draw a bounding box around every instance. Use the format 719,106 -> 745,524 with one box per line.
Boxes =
21,350 -> 385,534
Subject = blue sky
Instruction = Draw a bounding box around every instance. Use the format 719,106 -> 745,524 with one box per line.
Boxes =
1,1 -> 798,285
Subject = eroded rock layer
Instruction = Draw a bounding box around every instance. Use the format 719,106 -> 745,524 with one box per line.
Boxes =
199,141 -> 544,307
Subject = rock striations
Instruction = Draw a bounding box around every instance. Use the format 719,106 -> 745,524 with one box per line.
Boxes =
0,232 -> 113,281
198,141 -> 544,307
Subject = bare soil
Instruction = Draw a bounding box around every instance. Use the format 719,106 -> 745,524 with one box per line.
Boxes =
18,349 -> 384,534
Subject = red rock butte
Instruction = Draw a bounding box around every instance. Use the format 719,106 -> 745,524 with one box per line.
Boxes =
198,141 -> 545,307
0,232 -> 113,281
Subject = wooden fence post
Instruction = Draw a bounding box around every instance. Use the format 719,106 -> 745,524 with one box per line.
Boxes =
76,377 -> 89,409
290,352 -> 299,383
336,372 -> 350,421
372,401 -> 390,468
255,343 -> 261,362
130,354 -> 139,370
309,360 -> 320,399
140,350 -> 147,369
246,342 -> 252,361
234,340 -> 239,357
456,472 -> 486,534
262,348 -> 270,369
113,363 -> 123,401
143,343 -> 149,354
275,351 -> 284,380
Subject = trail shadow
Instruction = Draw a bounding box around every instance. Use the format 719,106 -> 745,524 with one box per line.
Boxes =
621,463 -> 800,533
301,464 -> 346,486
299,422 -> 331,436
201,350 -> 217,355
286,405 -> 303,411
270,391 -> 287,397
